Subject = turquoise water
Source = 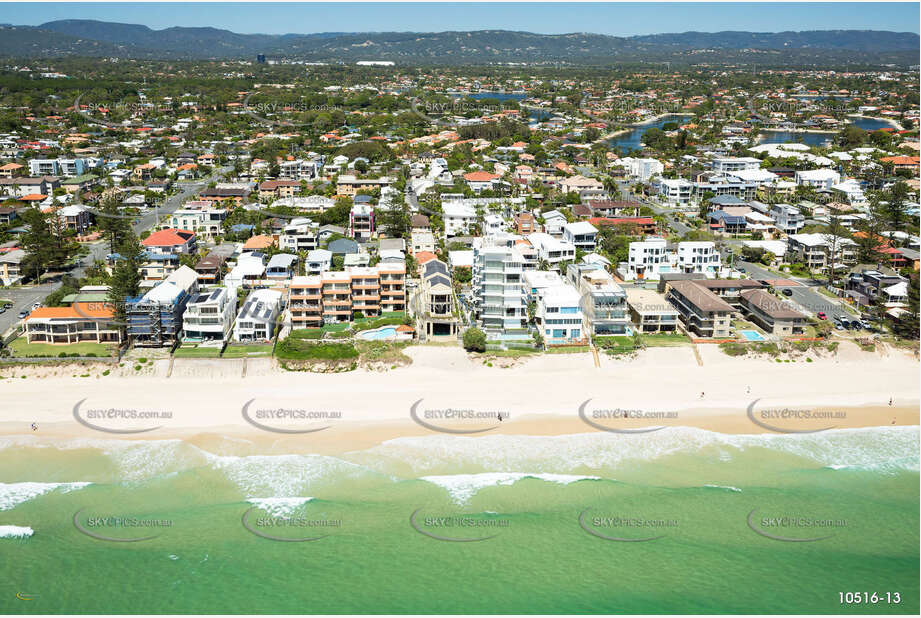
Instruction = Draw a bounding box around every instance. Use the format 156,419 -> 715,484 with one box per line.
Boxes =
1,426 -> 918,614
358,327 -> 397,340
609,114 -> 695,154
740,330 -> 766,342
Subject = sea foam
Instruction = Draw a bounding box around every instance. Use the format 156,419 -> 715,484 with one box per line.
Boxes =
0,482 -> 92,511
421,473 -> 601,504
0,525 -> 34,539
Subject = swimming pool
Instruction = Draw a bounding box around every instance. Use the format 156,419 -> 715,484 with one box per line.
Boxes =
358,326 -> 397,341
739,330 -> 766,342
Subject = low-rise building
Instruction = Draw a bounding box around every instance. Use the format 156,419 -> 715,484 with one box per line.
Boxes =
182,287 -> 237,342
739,289 -> 807,336
665,280 -> 734,339
625,288 -> 679,333
233,289 -> 283,342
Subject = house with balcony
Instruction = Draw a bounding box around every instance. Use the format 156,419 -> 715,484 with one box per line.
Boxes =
182,287 -> 237,343
625,288 -> 679,333
142,228 -> 197,255
769,204 -> 805,235
125,265 -> 199,347
739,289 -> 807,336
527,233 -> 576,268
305,249 -> 332,274
472,238 -> 527,335
443,202 -> 477,237
419,259 -> 458,338
169,207 -> 227,239
233,289 -> 283,342
349,203 -> 374,240
676,242 -> 720,276
279,218 -> 319,253
535,283 -> 585,345
665,280 -> 734,339
266,253 -> 298,279
562,221 -> 598,252
289,276 -> 324,328
786,233 -> 858,273
24,302 -> 122,345
567,262 -> 631,336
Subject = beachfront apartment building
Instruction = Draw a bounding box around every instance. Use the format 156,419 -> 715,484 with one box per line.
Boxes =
665,280 -> 734,339
288,262 -> 406,328
125,265 -> 199,347
182,287 -> 237,343
24,302 -> 122,345
562,221 -> 598,252
625,288 -> 679,333
472,239 -> 528,335
233,289 -> 283,342
536,283 -> 585,344
419,259 -> 459,338
567,262 -> 631,336
527,233 -> 576,267
739,289 -> 807,336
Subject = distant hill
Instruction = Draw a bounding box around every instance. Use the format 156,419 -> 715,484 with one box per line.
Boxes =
0,20 -> 915,64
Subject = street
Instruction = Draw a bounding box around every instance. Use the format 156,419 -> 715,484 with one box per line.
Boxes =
736,259 -> 851,319
1,167 -> 229,338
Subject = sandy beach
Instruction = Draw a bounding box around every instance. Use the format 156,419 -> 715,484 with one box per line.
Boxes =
1,341 -> 917,453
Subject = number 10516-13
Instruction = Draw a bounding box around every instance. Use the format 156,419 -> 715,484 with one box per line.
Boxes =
839,592 -> 900,604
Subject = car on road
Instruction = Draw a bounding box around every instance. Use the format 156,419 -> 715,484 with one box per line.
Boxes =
0,307 -> 6,314
781,288 -> 793,296
1,302 -> 11,309
738,267 -> 746,273
18,309 -> 29,319
816,312 -> 827,320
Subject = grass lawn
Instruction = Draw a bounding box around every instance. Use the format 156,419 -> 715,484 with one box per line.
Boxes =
641,332 -> 691,347
545,345 -> 590,354
355,341 -> 412,364
275,339 -> 359,361
173,344 -> 223,358
6,337 -> 113,358
223,344 -> 273,358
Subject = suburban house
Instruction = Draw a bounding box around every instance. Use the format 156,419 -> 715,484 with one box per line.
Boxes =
527,233 -> 576,267
336,175 -> 393,196
194,253 -> 226,285
169,206 -> 227,239
279,218 -> 319,253
558,175 -> 603,194
769,204 -> 806,235
786,233 -> 858,272
305,249 -> 333,274
665,280 -> 734,339
182,287 -> 237,343
258,180 -> 301,201
514,212 -> 537,235
463,170 -> 501,194
410,229 -> 436,255
0,248 -> 25,285
142,228 -> 197,255
443,202 -> 477,237
233,289 -> 283,342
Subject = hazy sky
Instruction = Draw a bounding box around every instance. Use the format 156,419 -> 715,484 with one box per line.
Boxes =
4,2 -> 919,35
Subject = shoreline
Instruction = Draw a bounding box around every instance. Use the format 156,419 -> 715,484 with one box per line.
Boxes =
1,343 -> 917,453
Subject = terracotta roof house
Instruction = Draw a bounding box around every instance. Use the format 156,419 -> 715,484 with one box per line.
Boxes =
142,228 -> 197,254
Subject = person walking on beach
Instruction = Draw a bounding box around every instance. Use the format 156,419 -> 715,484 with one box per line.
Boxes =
700,391 -> 705,399
31,422 -> 37,431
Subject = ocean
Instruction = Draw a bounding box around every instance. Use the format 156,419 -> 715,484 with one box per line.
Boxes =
1,426 -> 918,614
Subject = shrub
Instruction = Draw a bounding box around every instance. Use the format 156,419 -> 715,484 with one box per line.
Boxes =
719,342 -> 748,357
462,328 -> 487,353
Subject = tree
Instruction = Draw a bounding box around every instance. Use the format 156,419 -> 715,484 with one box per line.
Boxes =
96,193 -> 132,254
891,271 -> 919,341
19,207 -> 71,282
462,327 -> 487,353
107,231 -> 144,334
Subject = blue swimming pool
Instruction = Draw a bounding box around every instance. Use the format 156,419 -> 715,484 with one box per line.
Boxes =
358,327 -> 397,340
740,330 -> 766,342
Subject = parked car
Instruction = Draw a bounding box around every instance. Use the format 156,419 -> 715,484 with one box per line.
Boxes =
2,302 -> 11,309
817,312 -> 827,320
781,288 -> 793,297
834,322 -> 844,330
0,307 -> 6,314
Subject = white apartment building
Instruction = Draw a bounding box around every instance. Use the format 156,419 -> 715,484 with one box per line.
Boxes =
566,262 -> 631,336
410,229 -> 436,254
472,239 -> 527,334
182,287 -> 237,343
169,207 -> 228,239
656,178 -> 693,206
443,202 -> 477,237
278,158 -> 321,181
279,218 -> 319,253
233,289 -> 283,342
622,157 -> 665,182
795,168 -> 841,190
769,204 -> 806,235
541,209 -> 567,237
562,221 -> 598,252
536,284 -> 585,344
527,233 -> 576,267
676,242 -> 720,275
711,157 -> 762,173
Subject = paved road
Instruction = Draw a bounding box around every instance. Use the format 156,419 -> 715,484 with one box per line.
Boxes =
736,260 -> 850,319
616,180 -> 692,236
0,166 -> 231,338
